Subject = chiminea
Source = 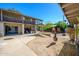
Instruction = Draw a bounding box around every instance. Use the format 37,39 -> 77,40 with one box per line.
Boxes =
53,33 -> 58,41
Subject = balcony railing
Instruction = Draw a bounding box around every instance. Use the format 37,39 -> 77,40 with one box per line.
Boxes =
32,21 -> 36,24
24,20 -> 36,25
3,15 -> 23,23
1,15 -> 36,25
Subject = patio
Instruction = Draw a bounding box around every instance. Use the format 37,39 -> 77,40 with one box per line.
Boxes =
0,34 -> 37,56
0,32 -> 78,56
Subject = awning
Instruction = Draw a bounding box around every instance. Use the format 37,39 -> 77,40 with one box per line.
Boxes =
60,3 -> 79,24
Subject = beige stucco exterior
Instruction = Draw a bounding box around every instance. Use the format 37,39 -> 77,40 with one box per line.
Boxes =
0,22 -> 25,36
0,9 -> 42,37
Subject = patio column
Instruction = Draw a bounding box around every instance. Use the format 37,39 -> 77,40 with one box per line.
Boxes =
22,24 -> 24,34
18,26 -> 21,35
0,22 -> 4,36
1,10 -> 3,21
74,24 -> 77,41
35,25 -> 37,33
18,24 -> 24,35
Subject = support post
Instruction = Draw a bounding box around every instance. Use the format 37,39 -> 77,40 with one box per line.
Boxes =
1,10 -> 3,21
75,24 -> 77,41
35,25 -> 37,33
0,10 -> 4,37
0,22 -> 4,37
22,24 -> 24,34
18,24 -> 24,35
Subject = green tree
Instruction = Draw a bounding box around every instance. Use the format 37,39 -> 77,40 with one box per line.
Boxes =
56,21 -> 68,29
43,22 -> 55,31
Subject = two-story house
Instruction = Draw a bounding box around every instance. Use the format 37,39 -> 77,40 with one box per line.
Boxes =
0,9 -> 43,36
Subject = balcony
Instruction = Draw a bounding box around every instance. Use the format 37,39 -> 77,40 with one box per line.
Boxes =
3,15 -> 23,23
32,21 -> 36,24
24,20 -> 36,25
0,15 -> 36,25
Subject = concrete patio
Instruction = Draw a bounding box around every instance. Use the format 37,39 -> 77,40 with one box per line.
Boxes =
0,34 -> 37,56
0,32 -> 78,56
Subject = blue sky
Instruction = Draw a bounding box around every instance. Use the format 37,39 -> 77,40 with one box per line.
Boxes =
0,3 -> 67,24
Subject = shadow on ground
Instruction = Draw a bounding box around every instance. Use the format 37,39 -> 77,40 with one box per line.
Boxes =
42,33 -> 51,37
29,34 -> 45,37
58,43 -> 78,56
46,42 -> 56,48
4,38 -> 14,40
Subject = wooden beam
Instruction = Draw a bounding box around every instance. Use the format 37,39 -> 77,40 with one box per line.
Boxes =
67,14 -> 79,18
68,17 -> 76,19
65,8 -> 79,14
62,4 -> 73,8
68,18 -> 77,23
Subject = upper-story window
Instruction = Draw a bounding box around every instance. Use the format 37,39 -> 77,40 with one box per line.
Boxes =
25,17 -> 32,22
17,16 -> 25,20
3,15 -> 16,19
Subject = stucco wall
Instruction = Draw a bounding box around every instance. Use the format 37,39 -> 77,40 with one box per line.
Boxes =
4,22 -> 24,35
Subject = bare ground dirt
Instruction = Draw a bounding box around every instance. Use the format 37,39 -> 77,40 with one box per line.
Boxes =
27,32 -> 78,56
